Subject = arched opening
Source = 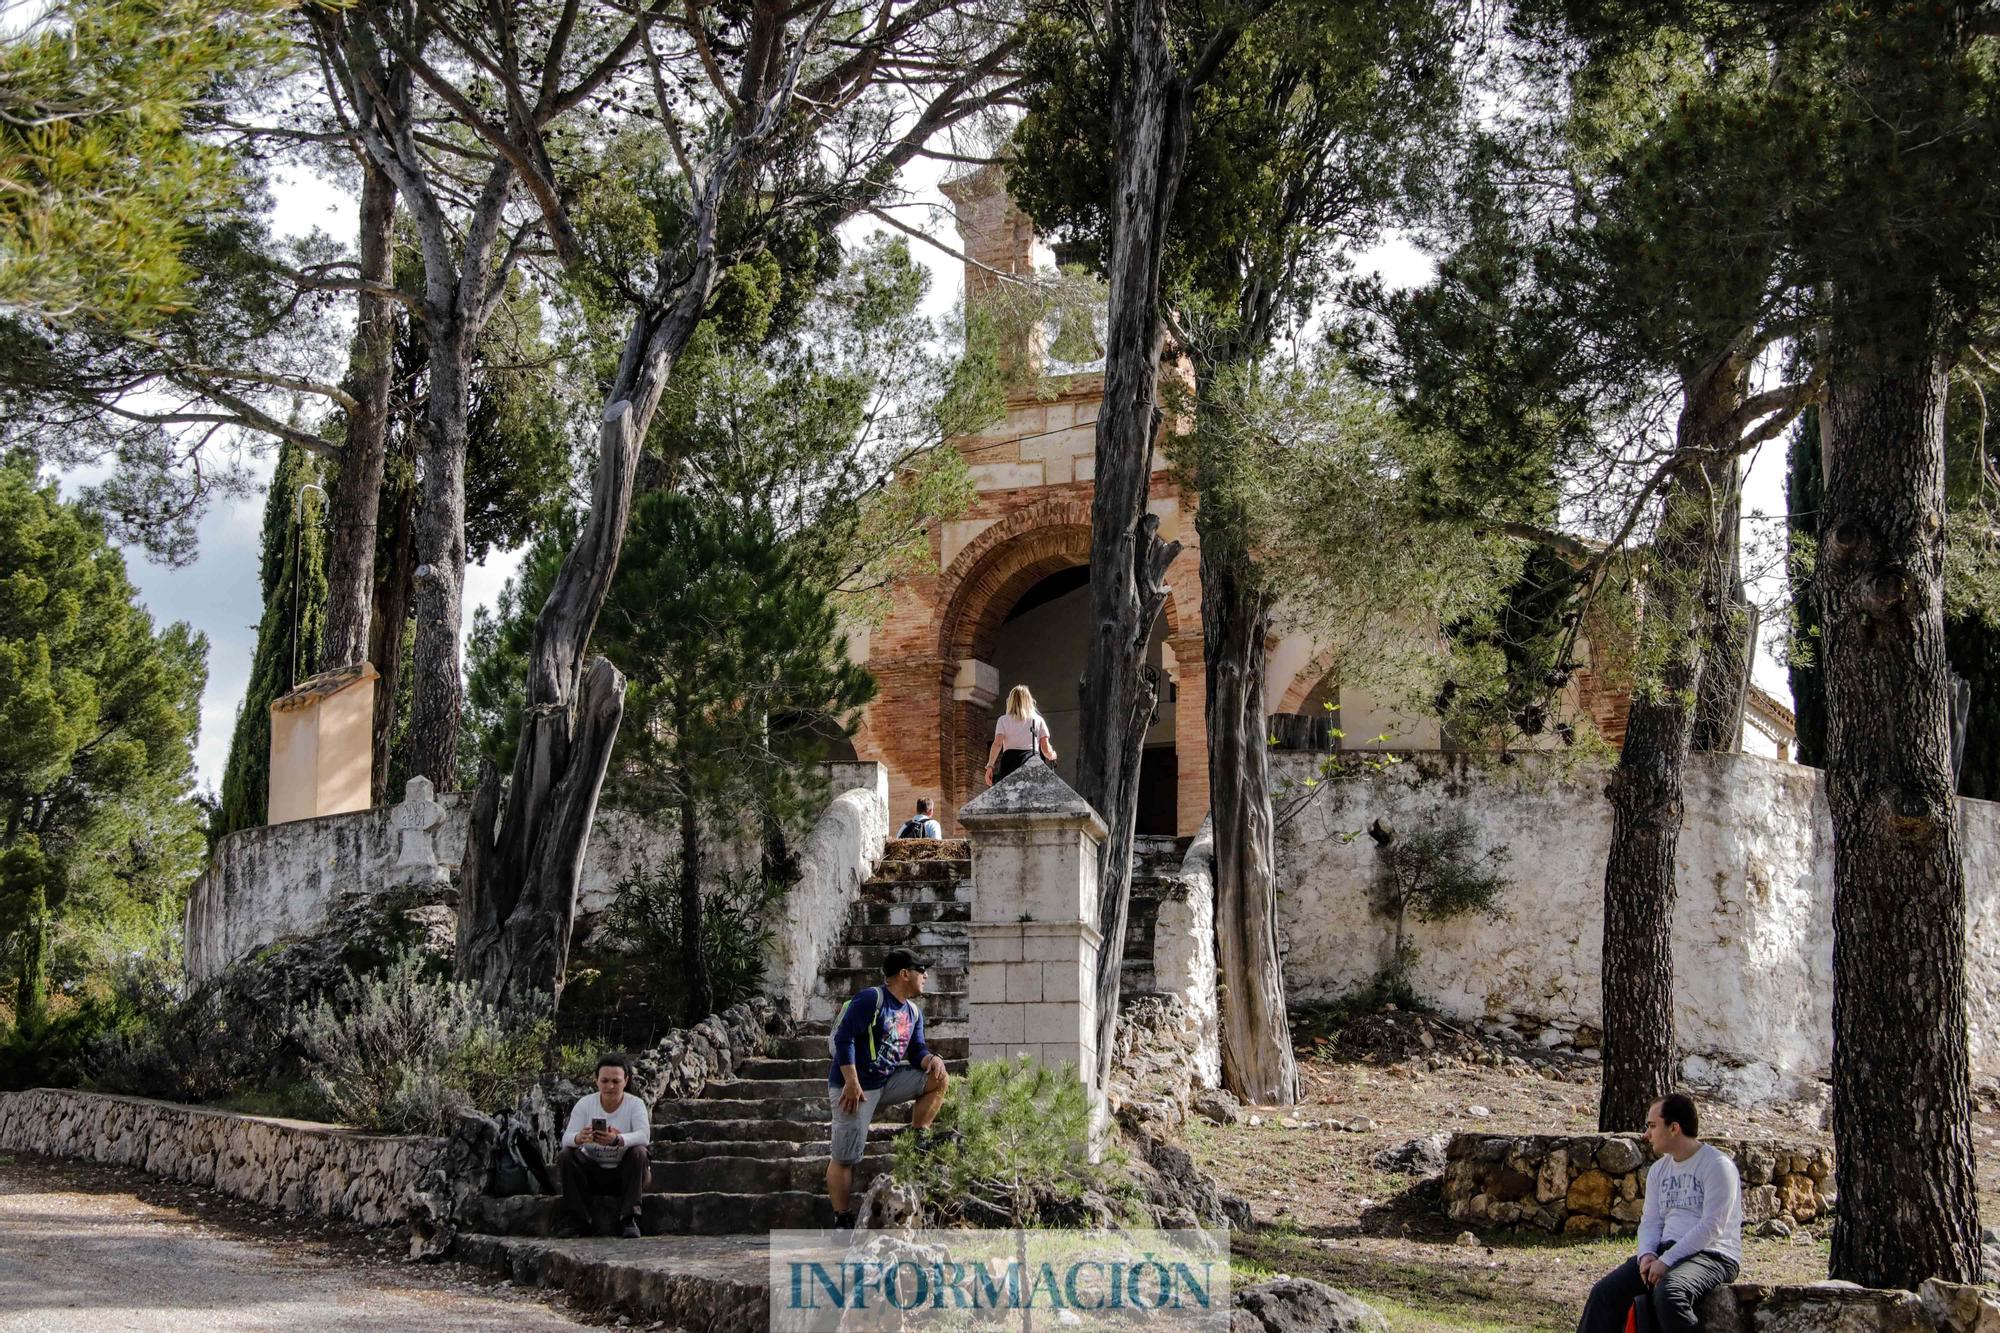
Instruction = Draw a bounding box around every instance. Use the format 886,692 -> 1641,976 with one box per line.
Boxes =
984,565 -> 1179,835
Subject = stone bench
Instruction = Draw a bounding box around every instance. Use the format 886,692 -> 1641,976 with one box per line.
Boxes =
1443,1133 -> 1833,1235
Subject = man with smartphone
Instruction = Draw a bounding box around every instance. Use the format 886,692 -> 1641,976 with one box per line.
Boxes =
557,1052 -> 652,1238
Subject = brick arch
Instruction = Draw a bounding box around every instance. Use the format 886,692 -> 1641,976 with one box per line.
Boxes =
933,498 -> 1181,665
931,497 -> 1184,823
1279,655 -> 1338,714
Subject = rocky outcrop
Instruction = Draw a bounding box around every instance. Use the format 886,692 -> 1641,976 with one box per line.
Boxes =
1443,1133 -> 1833,1235
1107,993 -> 1209,1136
0,1087 -> 437,1227
1230,1278 -> 1390,1332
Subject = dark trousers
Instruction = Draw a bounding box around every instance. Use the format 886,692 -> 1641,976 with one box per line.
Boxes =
1578,1253 -> 1738,1333
994,748 -> 1032,782
557,1145 -> 649,1222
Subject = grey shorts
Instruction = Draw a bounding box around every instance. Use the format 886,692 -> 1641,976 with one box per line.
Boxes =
828,1066 -> 930,1164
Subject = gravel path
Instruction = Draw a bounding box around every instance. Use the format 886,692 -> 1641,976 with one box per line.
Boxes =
0,1157 -> 593,1331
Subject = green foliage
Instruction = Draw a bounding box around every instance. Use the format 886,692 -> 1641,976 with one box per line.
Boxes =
214,444 -> 328,836
292,954 -> 550,1134
1373,815 -> 1510,969
890,1055 -> 1137,1229
86,971 -> 287,1103
0,452 -> 205,1047
0,0 -> 288,327
565,861 -> 784,1046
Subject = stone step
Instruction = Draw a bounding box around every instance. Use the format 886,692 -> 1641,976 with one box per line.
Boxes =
866,857 -> 970,883
830,941 -> 970,972
454,1233 -> 772,1332
841,918 -> 971,946
858,877 -> 971,906
735,1056 -> 967,1081
851,899 -> 970,928
880,838 -> 970,862
768,1033 -> 967,1061
654,1117 -> 902,1145
462,1189 -> 834,1237
702,1077 -> 837,1100
650,1153 -> 888,1194
648,1135 -> 891,1161
658,1096 -> 831,1122
809,979 -> 966,1020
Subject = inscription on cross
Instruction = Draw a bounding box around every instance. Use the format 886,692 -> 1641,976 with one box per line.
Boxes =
387,776 -> 449,888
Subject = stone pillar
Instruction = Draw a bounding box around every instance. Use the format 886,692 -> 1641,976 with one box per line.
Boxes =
268,663 -> 379,824
958,756 -> 1107,1087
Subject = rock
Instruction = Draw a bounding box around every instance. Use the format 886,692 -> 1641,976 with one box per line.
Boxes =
1345,1116 -> 1376,1133
854,1171 -> 922,1231
1455,1231 -> 1479,1247
1467,1105 -> 1491,1119
1279,1117 -> 1302,1130
1535,1148 -> 1571,1204
1920,1278 -> 2000,1332
1372,1134 -> 1449,1176
1759,1217 -> 1795,1239
1248,1115 -> 1263,1128
1778,1173 -> 1819,1221
1595,1138 -> 1646,1174
1193,1088 -> 1243,1126
1565,1170 -> 1614,1217
1230,1277 -> 1389,1332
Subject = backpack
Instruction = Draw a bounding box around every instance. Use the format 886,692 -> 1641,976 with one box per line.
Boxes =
490,1123 -> 538,1197
828,986 -> 922,1068
897,816 -> 937,839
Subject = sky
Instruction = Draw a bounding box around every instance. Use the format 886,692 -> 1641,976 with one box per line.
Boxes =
96,161 -> 1796,796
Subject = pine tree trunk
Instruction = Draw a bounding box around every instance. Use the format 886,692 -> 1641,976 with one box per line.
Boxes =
405,315 -> 472,788
318,163 -> 397,674
368,482 -> 415,804
1689,466 -> 1747,754
1788,407 -> 1828,767
1597,368 -> 1734,1133
1204,550 -> 1300,1104
13,883 -> 48,1038
678,777 -> 713,1026
1079,0 -> 1192,1085
1819,337 -> 1980,1289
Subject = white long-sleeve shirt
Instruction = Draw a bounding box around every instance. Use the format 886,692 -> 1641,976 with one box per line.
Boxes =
1636,1142 -> 1742,1268
562,1092 -> 650,1165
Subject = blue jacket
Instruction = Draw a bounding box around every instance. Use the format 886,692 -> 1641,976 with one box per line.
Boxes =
827,986 -> 929,1091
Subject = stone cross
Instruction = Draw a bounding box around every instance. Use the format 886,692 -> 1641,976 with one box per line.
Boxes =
387,776 -> 448,888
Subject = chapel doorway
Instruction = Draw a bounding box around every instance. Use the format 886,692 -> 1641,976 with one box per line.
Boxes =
987,566 -> 1179,835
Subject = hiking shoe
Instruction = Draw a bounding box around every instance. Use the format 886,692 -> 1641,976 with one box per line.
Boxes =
621,1217 -> 642,1239
910,1127 -> 961,1152
833,1210 -> 857,1231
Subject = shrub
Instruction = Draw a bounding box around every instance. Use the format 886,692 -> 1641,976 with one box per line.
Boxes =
890,1056 -> 1137,1228
584,860 -> 783,1021
292,954 -> 548,1134
86,973 -> 286,1101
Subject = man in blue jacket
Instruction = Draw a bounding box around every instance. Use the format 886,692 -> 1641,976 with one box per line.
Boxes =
825,948 -> 950,1228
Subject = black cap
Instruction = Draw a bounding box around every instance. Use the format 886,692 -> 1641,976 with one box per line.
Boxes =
882,948 -> 931,977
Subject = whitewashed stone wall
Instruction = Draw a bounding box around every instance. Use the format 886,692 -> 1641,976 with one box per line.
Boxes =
0,1088 -> 438,1226
187,764 -> 888,985
1272,751 -> 2000,1094
1160,819 -> 1222,1089
761,762 -> 891,1021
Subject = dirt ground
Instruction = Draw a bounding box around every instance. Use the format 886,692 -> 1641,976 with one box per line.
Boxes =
1187,1008 -> 2000,1332
0,1153 -> 603,1331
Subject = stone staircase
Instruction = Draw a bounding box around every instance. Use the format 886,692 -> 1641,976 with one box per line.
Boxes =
462,837 -> 973,1239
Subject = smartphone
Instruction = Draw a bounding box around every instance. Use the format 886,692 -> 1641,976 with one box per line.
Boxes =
592,1117 -> 607,1132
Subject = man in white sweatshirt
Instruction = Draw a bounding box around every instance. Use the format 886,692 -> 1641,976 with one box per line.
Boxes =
1577,1091 -> 1742,1333
557,1053 -> 652,1238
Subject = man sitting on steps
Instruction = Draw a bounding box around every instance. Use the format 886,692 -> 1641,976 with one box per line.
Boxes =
1577,1091 -> 1742,1333
825,947 -> 951,1229
557,1053 -> 652,1238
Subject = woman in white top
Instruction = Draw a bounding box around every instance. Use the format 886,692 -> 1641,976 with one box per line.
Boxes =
984,685 -> 1059,786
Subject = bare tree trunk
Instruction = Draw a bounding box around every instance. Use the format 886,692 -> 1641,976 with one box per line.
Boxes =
1079,0 -> 1211,1086
1819,333 -> 1980,1289
1204,545 -> 1299,1104
318,162 -> 398,674
1597,365 -> 1735,1133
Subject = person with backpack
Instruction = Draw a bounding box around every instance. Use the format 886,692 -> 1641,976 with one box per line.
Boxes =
983,684 -> 1058,787
556,1052 -> 652,1238
825,948 -> 949,1228
897,798 -> 942,840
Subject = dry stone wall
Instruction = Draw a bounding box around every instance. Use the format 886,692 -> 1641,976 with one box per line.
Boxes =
1443,1132 -> 1834,1235
0,1088 -> 438,1226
